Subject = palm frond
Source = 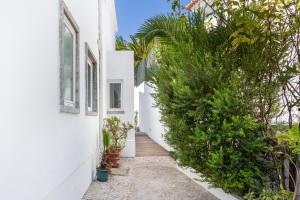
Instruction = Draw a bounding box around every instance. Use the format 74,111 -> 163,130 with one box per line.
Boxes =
127,35 -> 153,68
136,14 -> 184,46
116,35 -> 129,50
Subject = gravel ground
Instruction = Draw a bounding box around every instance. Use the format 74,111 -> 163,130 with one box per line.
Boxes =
82,156 -> 218,200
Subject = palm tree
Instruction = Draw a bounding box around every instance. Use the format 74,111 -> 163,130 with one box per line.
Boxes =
127,35 -> 153,69
116,35 -> 129,51
116,35 -> 153,68
135,11 -> 208,49
136,14 -> 180,46
116,35 -> 153,85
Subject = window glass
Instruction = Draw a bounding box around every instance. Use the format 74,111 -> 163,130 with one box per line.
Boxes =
63,23 -> 74,102
85,45 -> 98,115
87,64 -> 92,109
110,83 -> 121,109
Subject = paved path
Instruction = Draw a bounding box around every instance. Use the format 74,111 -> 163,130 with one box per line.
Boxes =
82,157 -> 218,200
135,133 -> 169,157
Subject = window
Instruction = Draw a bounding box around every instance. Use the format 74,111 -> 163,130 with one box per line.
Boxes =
63,18 -> 75,106
108,80 -> 123,111
85,43 -> 98,115
87,60 -> 93,111
59,2 -> 80,114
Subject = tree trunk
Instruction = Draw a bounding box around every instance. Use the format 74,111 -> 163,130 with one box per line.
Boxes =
284,159 -> 290,191
288,106 -> 293,128
293,153 -> 300,200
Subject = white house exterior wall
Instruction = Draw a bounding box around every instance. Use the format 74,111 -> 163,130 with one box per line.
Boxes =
98,0 -> 118,132
106,51 -> 135,157
0,0 -> 119,199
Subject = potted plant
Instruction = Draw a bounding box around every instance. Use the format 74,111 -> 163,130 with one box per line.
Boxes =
96,129 -> 111,182
96,153 -> 109,182
104,116 -> 134,168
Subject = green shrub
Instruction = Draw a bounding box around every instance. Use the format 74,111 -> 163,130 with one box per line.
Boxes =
276,126 -> 300,159
163,87 -> 278,195
137,8 -> 284,196
141,14 -> 278,194
194,88 -> 278,195
244,189 -> 293,200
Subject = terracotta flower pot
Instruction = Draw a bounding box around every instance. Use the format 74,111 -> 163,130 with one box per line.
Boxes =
107,149 -> 121,168
109,152 -> 120,158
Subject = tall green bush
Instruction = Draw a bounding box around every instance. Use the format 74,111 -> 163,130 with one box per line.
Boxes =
137,10 -> 282,195
193,88 -> 278,194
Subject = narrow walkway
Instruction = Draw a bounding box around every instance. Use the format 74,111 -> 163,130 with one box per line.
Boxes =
82,157 -> 219,200
135,133 -> 169,157
82,133 -> 219,200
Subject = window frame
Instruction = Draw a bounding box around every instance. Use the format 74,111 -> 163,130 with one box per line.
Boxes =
59,1 -> 80,114
63,17 -> 76,107
85,43 -> 98,116
108,80 -> 124,113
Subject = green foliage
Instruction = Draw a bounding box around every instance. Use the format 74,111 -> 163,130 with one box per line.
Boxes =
244,189 -> 293,200
162,85 -> 278,195
209,0 -> 300,131
115,35 -> 154,86
102,128 -> 110,151
167,0 -> 183,13
116,35 -> 129,51
137,10 -> 281,196
276,126 -> 300,159
104,116 -> 134,150
198,89 -> 277,193
115,35 -> 153,70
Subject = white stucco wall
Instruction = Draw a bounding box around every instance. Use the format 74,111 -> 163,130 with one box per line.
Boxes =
0,0 -> 117,199
134,87 -> 140,112
98,0 -> 118,134
106,51 -> 135,157
138,82 -> 171,151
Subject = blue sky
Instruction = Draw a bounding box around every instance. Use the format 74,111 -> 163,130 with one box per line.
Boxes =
115,0 -> 191,41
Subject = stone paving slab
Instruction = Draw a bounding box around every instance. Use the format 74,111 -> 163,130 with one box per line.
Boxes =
110,167 -> 130,176
82,157 -> 219,200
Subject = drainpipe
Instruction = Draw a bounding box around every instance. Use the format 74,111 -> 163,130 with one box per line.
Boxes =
93,0 -> 104,181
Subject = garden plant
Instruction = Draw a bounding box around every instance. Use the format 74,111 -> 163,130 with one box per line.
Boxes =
103,116 -> 134,167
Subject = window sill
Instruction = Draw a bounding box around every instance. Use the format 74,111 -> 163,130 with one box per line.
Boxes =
60,105 -> 80,114
107,110 -> 125,114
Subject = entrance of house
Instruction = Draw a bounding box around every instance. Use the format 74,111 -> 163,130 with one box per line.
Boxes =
135,132 -> 169,157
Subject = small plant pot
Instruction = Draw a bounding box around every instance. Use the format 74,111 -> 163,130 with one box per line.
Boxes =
96,168 -> 108,182
107,157 -> 120,168
108,152 -> 120,158
107,150 -> 121,168
111,159 -> 120,168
